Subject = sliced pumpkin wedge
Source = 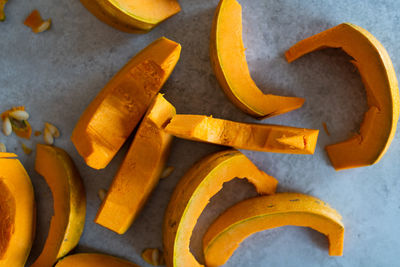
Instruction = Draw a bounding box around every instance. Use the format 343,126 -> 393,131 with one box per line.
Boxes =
165,115 -> 319,154
203,193 -> 344,267
55,253 -> 139,267
80,0 -> 181,33
163,149 -> 278,267
31,145 -> 86,267
95,94 -> 176,234
210,0 -> 304,119
71,37 -> 181,170
286,23 -> 400,170
0,153 -> 35,267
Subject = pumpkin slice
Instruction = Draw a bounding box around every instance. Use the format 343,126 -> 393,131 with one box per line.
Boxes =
32,144 -> 86,267
0,153 -> 35,267
71,37 -> 181,169
286,23 -> 400,170
165,115 -> 319,154
203,193 -> 344,267
55,253 -> 139,267
95,94 -> 176,234
210,0 -> 304,119
80,0 -> 181,33
163,150 -> 278,267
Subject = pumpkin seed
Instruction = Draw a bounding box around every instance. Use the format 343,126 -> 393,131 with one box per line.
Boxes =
0,143 -> 6,152
2,117 -> 12,136
142,248 -> 165,266
161,166 -> 175,179
43,127 -> 54,145
98,188 -> 107,201
9,110 -> 29,121
45,122 -> 60,138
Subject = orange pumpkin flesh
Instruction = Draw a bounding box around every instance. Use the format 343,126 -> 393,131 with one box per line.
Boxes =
0,153 -> 35,267
203,193 -> 344,267
55,253 -> 139,267
95,94 -> 176,234
210,0 -> 304,119
165,115 -> 319,154
286,23 -> 400,170
32,145 -> 86,267
80,0 -> 181,33
163,150 -> 278,267
71,37 -> 181,170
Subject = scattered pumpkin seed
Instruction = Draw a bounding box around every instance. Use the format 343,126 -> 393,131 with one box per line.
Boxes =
43,127 -> 54,145
9,110 -> 29,121
2,116 -> 12,136
142,248 -> 165,266
98,188 -> 107,201
161,166 -> 175,179
45,122 -> 60,138
0,142 -> 6,152
21,143 -> 32,155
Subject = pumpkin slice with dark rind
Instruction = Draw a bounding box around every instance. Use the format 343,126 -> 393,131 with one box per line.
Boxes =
71,37 -> 181,170
285,23 -> 400,170
55,253 -> 139,267
80,0 -> 181,33
95,94 -> 176,234
0,153 -> 35,267
31,145 -> 86,267
211,0 -> 304,119
165,115 -> 319,154
163,149 -> 278,267
203,193 -> 344,267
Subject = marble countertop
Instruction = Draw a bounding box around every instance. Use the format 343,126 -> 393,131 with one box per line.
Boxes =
1,0 -> 399,266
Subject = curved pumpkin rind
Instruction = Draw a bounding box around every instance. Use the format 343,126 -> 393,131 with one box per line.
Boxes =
285,23 -> 400,170
165,114 -> 319,154
55,253 -> 139,267
163,149 -> 278,267
0,155 -> 35,267
71,37 -> 181,169
210,0 -> 304,119
95,94 -> 176,234
32,144 -> 86,267
80,0 -> 181,33
203,193 -> 344,267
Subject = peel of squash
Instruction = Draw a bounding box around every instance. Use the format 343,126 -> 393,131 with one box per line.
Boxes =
286,23 -> 400,170
163,149 -> 278,267
165,115 -> 319,154
71,37 -> 181,170
80,0 -> 181,33
55,253 -> 139,267
203,193 -> 344,267
95,94 -> 176,234
31,144 -> 86,267
210,0 -> 304,119
0,153 -> 35,267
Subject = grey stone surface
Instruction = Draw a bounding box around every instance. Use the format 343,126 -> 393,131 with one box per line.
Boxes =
1,0 -> 399,266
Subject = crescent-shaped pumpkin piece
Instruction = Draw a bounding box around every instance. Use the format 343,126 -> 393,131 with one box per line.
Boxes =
285,23 -> 400,170
0,153 -> 35,267
80,0 -> 181,33
210,0 -> 305,119
55,253 -> 139,267
31,145 -> 86,267
163,149 -> 278,267
203,193 -> 344,267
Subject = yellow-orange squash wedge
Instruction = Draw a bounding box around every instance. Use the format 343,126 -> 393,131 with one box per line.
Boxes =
55,253 -> 139,267
71,37 -> 181,169
210,0 -> 304,119
163,150 -> 278,267
203,193 -> 344,267
165,115 -> 319,154
0,153 -> 35,267
95,94 -> 175,234
286,23 -> 400,170
80,0 -> 181,33
32,145 -> 86,267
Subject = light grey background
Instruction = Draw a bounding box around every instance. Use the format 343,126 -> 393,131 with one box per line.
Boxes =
1,0 -> 399,266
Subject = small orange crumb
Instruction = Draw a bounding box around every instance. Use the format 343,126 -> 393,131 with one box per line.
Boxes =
34,131 -> 42,136
21,143 -> 32,155
322,122 -> 330,136
24,10 -> 51,33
